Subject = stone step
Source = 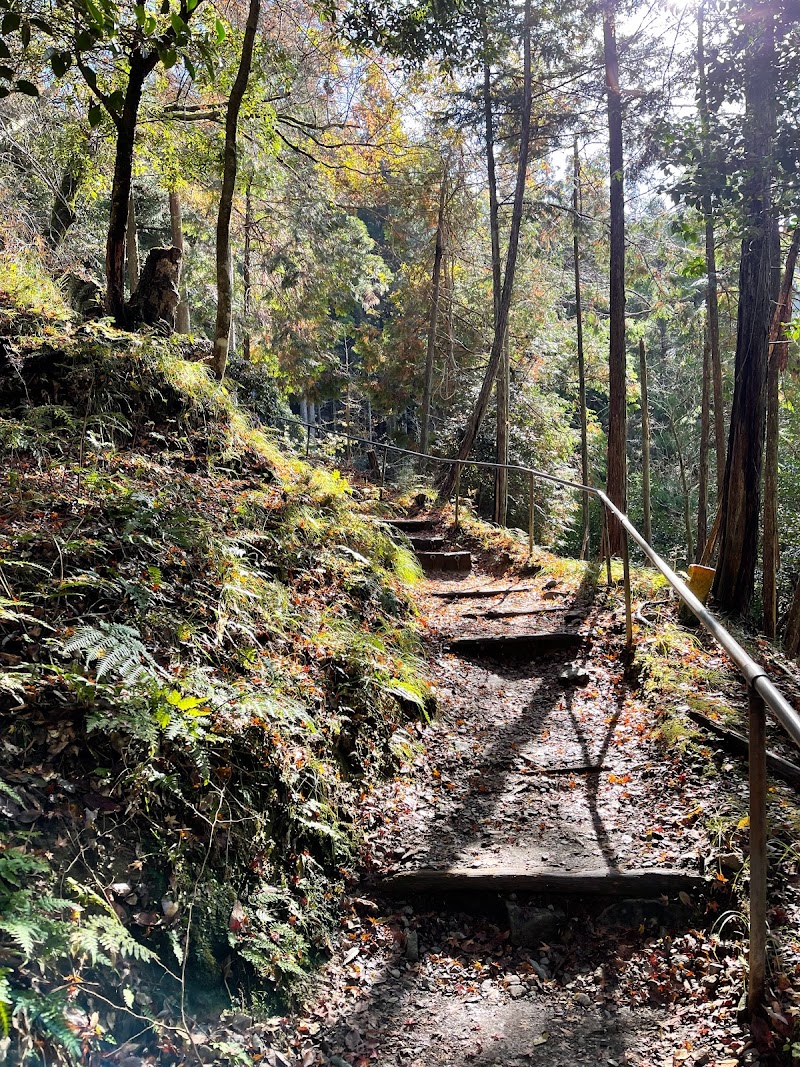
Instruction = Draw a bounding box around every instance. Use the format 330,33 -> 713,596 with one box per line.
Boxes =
381,517 -> 438,533
409,535 -> 446,551
447,631 -> 583,660
377,865 -> 704,899
416,550 -> 472,574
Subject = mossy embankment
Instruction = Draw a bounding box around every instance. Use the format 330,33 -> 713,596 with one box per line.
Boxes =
0,265 -> 431,1063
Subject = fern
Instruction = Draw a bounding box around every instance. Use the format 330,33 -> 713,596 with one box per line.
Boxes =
0,778 -> 22,806
70,913 -> 155,966
60,622 -> 163,684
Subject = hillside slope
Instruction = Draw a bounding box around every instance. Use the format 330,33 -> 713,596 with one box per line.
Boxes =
0,267 -> 430,1064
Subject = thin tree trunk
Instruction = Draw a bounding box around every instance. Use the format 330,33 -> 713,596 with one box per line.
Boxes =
420,170 -> 448,455
439,0 -> 532,502
495,332 -> 510,524
764,226 -> 800,639
212,0 -> 262,381
697,330 -> 711,559
697,1 -> 725,497
667,410 -> 693,564
46,159 -> 84,249
242,177 -> 253,362
639,338 -> 652,546
126,189 -> 139,294
479,31 -> 508,523
573,138 -> 590,558
169,187 -> 190,334
604,0 -> 627,554
105,52 -> 156,327
712,5 -> 778,614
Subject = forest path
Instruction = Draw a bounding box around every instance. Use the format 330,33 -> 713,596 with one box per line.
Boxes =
269,525 -> 756,1067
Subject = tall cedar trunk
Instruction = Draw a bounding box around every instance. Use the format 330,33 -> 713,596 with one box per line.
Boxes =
443,254 -> 456,405
604,0 -> 627,554
439,0 -> 532,502
697,2 -> 725,496
574,138 -> 590,558
212,0 -> 262,381
47,159 -> 84,248
668,410 -> 693,564
639,338 -> 652,546
480,35 -> 508,524
169,188 -> 190,334
105,51 -> 156,327
698,331 -> 711,559
712,5 -> 777,614
764,226 -> 800,638
126,189 -> 139,294
420,171 -> 448,454
495,333 -> 510,524
243,178 -> 253,362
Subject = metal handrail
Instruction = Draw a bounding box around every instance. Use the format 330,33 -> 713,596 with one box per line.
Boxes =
274,412 -> 799,1015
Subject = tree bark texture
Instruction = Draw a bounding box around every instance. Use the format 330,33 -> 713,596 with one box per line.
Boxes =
574,138 -> 590,558
697,2 -> 725,497
604,0 -> 627,555
212,0 -> 262,381
764,226 -> 800,638
243,178 -> 253,362
169,187 -> 190,334
126,189 -> 140,295
127,246 -> 182,332
420,171 -> 448,455
639,338 -> 652,546
439,0 -> 532,502
495,333 -> 510,524
46,159 -> 85,249
105,50 -> 158,327
712,6 -> 777,614
698,331 -> 711,559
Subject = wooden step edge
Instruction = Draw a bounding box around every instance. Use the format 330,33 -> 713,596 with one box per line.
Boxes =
447,631 -> 584,656
376,865 -> 706,898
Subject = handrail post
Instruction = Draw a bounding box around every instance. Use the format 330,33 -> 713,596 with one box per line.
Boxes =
747,685 -> 768,1019
454,462 -> 461,529
600,508 -> 612,586
528,471 -> 535,556
381,446 -> 388,487
621,528 -> 633,650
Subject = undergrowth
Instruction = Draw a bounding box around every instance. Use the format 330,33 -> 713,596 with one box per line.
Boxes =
0,271 -> 429,1063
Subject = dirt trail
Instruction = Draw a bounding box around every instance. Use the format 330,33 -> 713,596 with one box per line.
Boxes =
263,550 -> 767,1067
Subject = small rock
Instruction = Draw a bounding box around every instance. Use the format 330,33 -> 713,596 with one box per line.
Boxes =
508,983 -> 525,999
574,992 -> 592,1007
405,930 -> 419,962
718,851 -> 744,873
559,663 -> 590,686
506,902 -> 564,948
330,1058 -> 354,1067
530,961 -> 548,980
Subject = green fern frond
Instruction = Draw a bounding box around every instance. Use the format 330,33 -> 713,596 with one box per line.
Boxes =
59,622 -> 163,685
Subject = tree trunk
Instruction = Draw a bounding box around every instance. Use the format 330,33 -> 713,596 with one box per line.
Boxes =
697,330 -> 711,559
495,332 -> 510,525
604,0 -> 627,554
105,52 -> 156,328
712,6 -> 778,614
242,177 -> 253,362
764,226 -> 800,639
212,0 -> 262,381
420,170 -> 448,455
667,410 -> 693,564
697,2 -> 725,497
439,0 -> 532,502
126,189 -> 140,295
639,338 -> 652,546
46,159 -> 84,249
169,187 -> 190,334
573,138 -> 590,558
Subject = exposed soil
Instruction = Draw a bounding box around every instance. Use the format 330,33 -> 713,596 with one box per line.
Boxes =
250,537 -> 796,1067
